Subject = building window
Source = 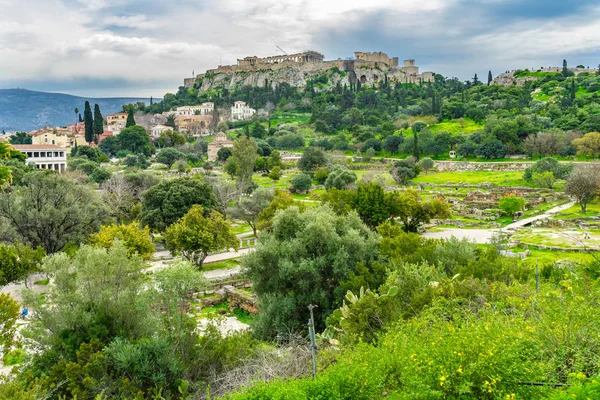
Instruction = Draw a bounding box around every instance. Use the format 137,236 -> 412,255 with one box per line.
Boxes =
34,152 -> 39,157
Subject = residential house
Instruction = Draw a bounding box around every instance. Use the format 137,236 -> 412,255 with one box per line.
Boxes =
107,112 -> 128,130
231,101 -> 256,120
151,124 -> 173,139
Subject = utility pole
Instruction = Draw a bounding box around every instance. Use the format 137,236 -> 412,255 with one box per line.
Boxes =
535,259 -> 539,292
307,304 -> 318,379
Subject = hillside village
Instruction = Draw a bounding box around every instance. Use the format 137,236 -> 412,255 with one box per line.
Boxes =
3,51 -> 600,399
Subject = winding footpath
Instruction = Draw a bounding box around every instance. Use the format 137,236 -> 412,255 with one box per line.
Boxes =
423,201 -> 575,244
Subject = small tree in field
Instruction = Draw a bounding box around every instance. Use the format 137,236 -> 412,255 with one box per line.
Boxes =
165,205 -> 238,268
565,165 -> 600,212
419,157 -> 434,174
532,171 -> 556,189
291,173 -> 312,193
498,194 -> 525,219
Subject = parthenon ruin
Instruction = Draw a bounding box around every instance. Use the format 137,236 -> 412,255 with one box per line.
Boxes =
237,51 -> 324,67
184,50 -> 434,90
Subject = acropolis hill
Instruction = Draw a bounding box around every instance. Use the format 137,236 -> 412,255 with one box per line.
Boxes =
184,51 -> 434,93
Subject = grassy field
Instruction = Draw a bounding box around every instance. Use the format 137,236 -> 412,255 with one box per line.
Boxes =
202,258 -> 241,272
413,171 -> 528,186
554,200 -> 600,219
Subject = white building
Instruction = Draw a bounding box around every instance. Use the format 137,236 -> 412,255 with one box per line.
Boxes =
231,101 -> 256,120
11,144 -> 67,173
150,124 -> 173,138
172,102 -> 215,116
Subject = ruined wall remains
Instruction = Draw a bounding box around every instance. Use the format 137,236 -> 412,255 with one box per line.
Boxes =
183,51 -> 434,91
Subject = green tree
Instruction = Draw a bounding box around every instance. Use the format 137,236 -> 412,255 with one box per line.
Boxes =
8,132 -> 31,145
298,147 -> 327,173
243,205 -> 380,338
498,194 -> 526,219
390,157 -> 418,185
118,125 -> 152,155
487,70 -> 493,86
352,181 -> 391,228
0,243 -> 45,288
157,129 -> 185,148
228,187 -> 274,237
562,59 -> 568,76
256,189 -> 297,232
217,147 -> 233,162
156,147 -> 186,168
84,101 -> 94,144
565,165 -> 600,212
325,168 -> 357,190
88,223 -> 155,260
140,176 -> 218,231
532,171 -> 556,189
0,172 -> 108,253
165,205 -> 238,268
268,166 -> 281,181
226,136 -> 258,190
390,189 -> 451,232
573,132 -> 600,158
291,173 -> 312,192
419,157 -> 434,174
93,103 -> 104,142
0,294 -> 19,356
126,109 -> 136,128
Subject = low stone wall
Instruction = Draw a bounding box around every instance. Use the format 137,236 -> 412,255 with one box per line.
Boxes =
436,161 -> 534,172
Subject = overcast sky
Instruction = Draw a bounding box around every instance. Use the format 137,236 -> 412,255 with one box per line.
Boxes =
1,0 -> 599,98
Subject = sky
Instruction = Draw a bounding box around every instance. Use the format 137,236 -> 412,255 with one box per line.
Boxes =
1,0 -> 600,98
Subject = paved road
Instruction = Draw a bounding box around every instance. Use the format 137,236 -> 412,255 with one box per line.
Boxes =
423,201 -> 575,244
501,201 -> 575,231
423,228 -> 495,244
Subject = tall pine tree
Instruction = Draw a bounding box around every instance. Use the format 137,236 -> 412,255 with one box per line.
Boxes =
126,109 -> 136,128
562,59 -> 568,76
93,104 -> 104,142
571,77 -> 576,101
472,73 -> 480,86
412,129 -> 420,161
83,101 -> 93,144
487,71 -> 493,86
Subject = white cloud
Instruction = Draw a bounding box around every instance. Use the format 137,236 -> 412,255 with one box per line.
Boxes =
0,0 -> 599,96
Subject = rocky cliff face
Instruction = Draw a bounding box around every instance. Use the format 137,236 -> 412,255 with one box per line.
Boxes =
191,62 -> 430,94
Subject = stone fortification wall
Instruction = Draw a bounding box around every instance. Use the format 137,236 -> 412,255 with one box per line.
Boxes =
183,51 -> 432,91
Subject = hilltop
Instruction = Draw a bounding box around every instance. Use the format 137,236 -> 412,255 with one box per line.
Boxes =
0,89 -> 151,132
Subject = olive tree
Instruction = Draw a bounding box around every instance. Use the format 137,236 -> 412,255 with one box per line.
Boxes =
165,205 -> 238,268
565,165 -> 600,212
0,172 -> 108,253
228,187 -> 274,237
243,205 -> 380,338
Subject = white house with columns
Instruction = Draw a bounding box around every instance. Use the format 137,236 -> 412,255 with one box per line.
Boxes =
231,101 -> 256,120
11,144 -> 67,173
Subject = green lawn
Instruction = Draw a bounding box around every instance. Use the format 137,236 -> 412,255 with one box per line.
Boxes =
555,200 -> 600,220
413,171 -> 528,186
202,258 -> 241,272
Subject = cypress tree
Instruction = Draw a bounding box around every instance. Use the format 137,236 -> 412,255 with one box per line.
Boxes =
562,59 -> 568,76
412,130 -> 420,161
93,104 -> 104,142
472,73 -> 480,86
487,70 -> 493,86
83,101 -> 93,144
150,96 -> 153,105
126,109 -> 136,128
356,79 -> 362,92
571,77 -> 576,100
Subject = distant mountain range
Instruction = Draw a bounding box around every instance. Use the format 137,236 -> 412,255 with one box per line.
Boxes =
0,89 -> 151,132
